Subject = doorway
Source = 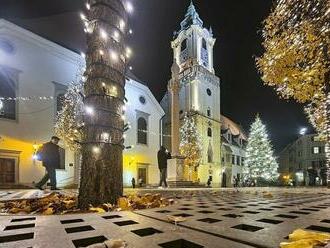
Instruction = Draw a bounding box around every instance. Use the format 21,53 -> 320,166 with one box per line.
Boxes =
221,172 -> 227,188
0,158 -> 16,184
137,166 -> 148,186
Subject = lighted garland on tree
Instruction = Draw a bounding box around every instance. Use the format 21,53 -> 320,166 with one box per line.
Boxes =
243,115 -> 279,184
55,64 -> 85,151
256,0 -> 330,181
77,0 -> 133,209
179,112 -> 202,181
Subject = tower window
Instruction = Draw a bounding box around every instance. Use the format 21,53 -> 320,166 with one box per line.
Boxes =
181,39 -> 187,52
202,38 -> 207,50
137,117 -> 148,145
207,108 -> 211,117
207,127 -> 212,137
206,88 -> 212,96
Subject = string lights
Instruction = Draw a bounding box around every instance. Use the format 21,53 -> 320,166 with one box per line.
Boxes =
257,0 -> 330,181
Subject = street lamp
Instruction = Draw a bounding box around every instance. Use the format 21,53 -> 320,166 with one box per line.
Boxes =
0,100 -> 3,115
299,127 -> 307,136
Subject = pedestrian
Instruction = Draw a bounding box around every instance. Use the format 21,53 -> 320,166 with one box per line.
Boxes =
157,146 -> 171,188
207,176 -> 212,187
35,136 -> 61,190
131,177 -> 136,189
138,178 -> 143,187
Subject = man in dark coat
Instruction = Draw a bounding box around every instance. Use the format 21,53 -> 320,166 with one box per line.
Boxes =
157,146 -> 171,188
35,136 -> 60,190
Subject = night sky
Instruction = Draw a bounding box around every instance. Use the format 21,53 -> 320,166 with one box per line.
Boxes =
0,0 -> 313,153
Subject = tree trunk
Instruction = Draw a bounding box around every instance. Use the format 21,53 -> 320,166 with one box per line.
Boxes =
78,0 -> 128,209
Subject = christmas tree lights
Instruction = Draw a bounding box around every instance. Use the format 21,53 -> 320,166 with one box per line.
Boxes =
243,115 -> 279,184
179,112 -> 202,181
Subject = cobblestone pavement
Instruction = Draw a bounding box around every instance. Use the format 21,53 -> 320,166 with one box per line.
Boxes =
0,188 -> 329,248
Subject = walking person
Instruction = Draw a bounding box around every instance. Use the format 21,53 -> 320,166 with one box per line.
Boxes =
131,177 -> 136,189
157,146 -> 171,188
35,136 -> 61,190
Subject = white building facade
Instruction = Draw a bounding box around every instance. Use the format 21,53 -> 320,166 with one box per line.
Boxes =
0,19 -> 164,188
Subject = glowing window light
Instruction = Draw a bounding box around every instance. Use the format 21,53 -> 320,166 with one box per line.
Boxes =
129,29 -> 133,34
86,3 -> 90,10
126,47 -> 132,58
99,50 -> 104,55
129,66 -> 133,70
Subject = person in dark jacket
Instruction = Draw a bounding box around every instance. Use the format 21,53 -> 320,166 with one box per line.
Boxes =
157,146 -> 171,188
35,136 -> 60,190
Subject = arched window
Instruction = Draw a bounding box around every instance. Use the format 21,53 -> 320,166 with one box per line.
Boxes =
181,39 -> 187,52
202,38 -> 207,50
207,144 -> 213,163
207,127 -> 212,137
137,117 -> 148,145
207,107 -> 211,117
56,93 -> 65,112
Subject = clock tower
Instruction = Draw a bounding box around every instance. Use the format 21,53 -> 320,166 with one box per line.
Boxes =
161,1 -> 222,186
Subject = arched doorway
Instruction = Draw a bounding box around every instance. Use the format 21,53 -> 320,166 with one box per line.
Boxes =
221,172 -> 227,188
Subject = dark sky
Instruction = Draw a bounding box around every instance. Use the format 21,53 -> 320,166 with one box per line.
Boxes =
0,0 -> 313,153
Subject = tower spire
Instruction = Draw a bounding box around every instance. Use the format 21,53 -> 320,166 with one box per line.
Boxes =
179,0 -> 203,31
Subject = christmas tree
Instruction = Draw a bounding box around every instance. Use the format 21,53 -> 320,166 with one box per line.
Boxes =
179,112 -> 202,181
55,63 -> 85,151
243,115 -> 278,184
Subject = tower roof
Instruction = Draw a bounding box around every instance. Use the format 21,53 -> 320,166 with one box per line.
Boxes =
180,1 -> 203,31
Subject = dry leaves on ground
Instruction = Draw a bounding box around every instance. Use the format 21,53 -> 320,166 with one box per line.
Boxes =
280,229 -> 330,248
0,192 -> 175,215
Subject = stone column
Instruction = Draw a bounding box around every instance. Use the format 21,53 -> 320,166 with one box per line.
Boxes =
167,62 -> 185,183
168,79 -> 180,157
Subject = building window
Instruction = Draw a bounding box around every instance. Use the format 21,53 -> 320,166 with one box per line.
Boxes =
207,127 -> 212,137
0,68 -> 16,120
312,147 -> 320,154
139,96 -> 146,105
202,38 -> 207,50
206,88 -> 212,96
298,151 -> 302,157
207,145 -> 213,163
241,157 -> 244,165
207,108 -> 211,117
137,117 -> 148,145
236,156 -> 240,166
181,39 -> 187,52
56,93 -> 65,112
228,133 -> 232,142
232,155 -> 235,165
